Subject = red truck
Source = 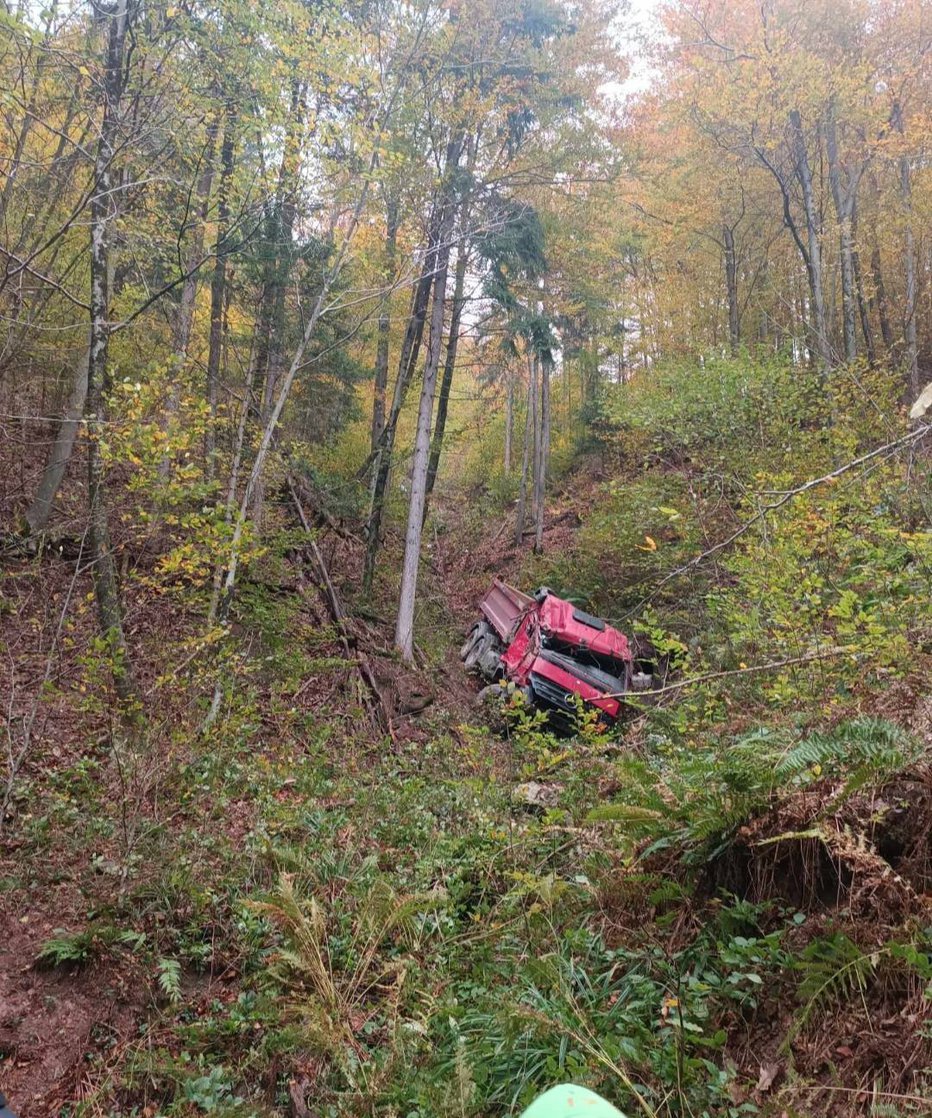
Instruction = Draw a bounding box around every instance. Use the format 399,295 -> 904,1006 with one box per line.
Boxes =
460,579 -> 650,723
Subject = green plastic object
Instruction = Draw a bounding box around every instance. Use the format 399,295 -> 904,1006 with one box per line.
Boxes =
518,1084 -> 627,1118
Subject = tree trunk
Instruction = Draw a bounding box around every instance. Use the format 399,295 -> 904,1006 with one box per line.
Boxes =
529,351 -> 539,519
86,0 -> 142,729
261,79 -> 306,421
533,353 -> 551,554
159,117 -> 218,478
900,160 -> 919,394
371,193 -> 398,452
850,203 -> 876,365
825,114 -> 858,363
901,202 -> 919,394
251,220 -> 277,415
515,361 -> 533,547
424,133 -> 477,508
394,136 -> 461,662
530,354 -> 542,524
504,373 -> 513,475
362,204 -> 443,594
24,346 -> 89,534
837,214 -> 858,364
205,102 -> 237,480
175,119 -> 218,362
207,338 -> 258,628
424,238 -> 468,505
23,152 -> 118,533
723,224 -> 739,354
260,198 -> 297,419
789,109 -> 830,373
869,241 -> 894,352
250,82 -> 305,523
892,100 -> 919,393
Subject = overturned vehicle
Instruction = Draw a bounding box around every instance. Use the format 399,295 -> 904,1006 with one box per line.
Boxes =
460,580 -> 652,724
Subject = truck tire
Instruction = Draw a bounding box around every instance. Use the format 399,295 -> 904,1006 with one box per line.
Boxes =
459,621 -> 482,661
476,641 -> 504,681
477,681 -> 530,729
463,621 -> 492,670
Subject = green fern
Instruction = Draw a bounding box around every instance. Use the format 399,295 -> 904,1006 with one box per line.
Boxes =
36,922 -> 125,968
247,871 -> 444,1093
789,932 -> 932,1045
647,879 -> 690,907
36,929 -> 98,967
588,717 -> 920,865
776,717 -> 915,788
794,934 -> 875,1029
157,957 -> 183,1006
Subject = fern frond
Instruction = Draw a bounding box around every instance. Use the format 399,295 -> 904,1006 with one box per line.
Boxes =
793,934 -> 875,1032
754,827 -> 826,847
647,880 -> 689,907
776,717 -> 915,788
157,957 -> 183,1006
789,932 -> 932,1047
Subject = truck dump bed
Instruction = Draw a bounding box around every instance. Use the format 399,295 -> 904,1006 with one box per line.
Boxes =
479,578 -> 534,640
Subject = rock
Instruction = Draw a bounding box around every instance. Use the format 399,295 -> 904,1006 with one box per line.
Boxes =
395,680 -> 434,715
755,1062 -> 780,1092
512,781 -> 564,809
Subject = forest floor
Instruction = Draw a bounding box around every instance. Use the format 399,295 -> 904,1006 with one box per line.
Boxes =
2,411 -> 931,1118
0,473 -> 572,1116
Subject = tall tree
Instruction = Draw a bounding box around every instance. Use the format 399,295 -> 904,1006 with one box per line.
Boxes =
394,135 -> 462,660
85,0 -> 142,727
362,209 -> 441,594
515,350 -> 536,547
371,191 -> 399,453
533,349 -> 552,553
893,100 -> 920,394
205,101 -> 237,478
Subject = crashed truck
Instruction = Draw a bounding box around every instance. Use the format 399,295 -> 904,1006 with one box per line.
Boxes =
460,580 -> 652,724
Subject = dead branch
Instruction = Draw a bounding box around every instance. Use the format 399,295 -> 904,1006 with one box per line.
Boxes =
287,478 -> 396,742
612,646 -> 855,701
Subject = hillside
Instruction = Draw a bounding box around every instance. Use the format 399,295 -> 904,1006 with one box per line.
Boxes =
3,356 -> 932,1117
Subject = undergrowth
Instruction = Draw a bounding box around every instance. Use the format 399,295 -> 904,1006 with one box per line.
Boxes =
9,355 -> 932,1117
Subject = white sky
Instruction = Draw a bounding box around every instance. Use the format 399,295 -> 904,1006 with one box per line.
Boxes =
609,0 -> 665,101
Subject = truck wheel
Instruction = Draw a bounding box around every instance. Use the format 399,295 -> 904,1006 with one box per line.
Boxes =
478,682 -> 531,731
477,683 -> 508,728
476,641 -> 504,681
459,621 -> 482,661
464,622 -> 493,671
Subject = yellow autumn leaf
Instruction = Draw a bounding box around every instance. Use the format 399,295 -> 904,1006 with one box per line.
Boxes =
637,535 -> 658,552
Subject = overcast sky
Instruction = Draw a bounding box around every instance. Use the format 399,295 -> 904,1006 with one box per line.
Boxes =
609,0 -> 664,102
